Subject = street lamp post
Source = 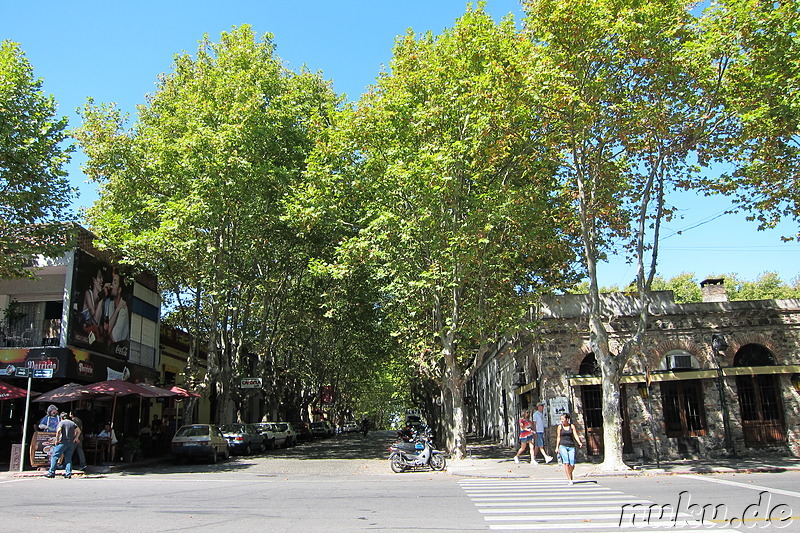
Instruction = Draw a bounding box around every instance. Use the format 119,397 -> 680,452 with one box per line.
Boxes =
711,334 -> 735,456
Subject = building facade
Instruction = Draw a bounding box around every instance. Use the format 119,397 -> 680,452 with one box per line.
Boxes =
467,282 -> 800,463
0,227 -> 163,458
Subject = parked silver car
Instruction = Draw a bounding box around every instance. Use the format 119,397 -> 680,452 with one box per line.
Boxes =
219,423 -> 265,455
171,424 -> 229,464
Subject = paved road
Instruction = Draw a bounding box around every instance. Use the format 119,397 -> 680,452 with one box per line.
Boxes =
3,431 -> 798,532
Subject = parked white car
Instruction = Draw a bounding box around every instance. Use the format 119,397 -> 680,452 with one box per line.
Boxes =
253,422 -> 288,449
274,422 -> 298,446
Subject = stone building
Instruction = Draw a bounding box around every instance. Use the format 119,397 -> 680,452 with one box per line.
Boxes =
466,280 -> 800,462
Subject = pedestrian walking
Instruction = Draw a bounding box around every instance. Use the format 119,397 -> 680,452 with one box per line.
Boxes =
532,402 -> 554,464
512,409 -> 535,464
45,412 -> 81,479
555,413 -> 584,485
69,411 -> 87,470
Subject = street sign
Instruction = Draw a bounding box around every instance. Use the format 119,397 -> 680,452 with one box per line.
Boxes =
14,367 -> 30,378
240,378 -> 262,389
32,369 -> 54,379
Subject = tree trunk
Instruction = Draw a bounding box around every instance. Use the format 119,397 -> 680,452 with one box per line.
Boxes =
598,355 -> 628,471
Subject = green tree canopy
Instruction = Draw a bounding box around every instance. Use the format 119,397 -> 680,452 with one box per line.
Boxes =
299,7 -> 580,456
701,0 -> 800,241
75,26 -> 340,422
0,40 -> 74,278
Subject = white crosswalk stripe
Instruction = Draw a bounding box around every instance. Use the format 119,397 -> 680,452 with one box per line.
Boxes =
459,479 -> 739,532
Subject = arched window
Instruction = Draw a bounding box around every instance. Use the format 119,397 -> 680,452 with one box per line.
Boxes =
733,344 -> 776,367
578,352 -> 600,376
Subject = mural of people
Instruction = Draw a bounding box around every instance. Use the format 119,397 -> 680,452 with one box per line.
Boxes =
38,404 -> 60,432
70,250 -> 131,359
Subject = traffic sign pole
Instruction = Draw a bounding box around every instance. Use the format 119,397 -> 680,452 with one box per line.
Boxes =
20,375 -> 32,473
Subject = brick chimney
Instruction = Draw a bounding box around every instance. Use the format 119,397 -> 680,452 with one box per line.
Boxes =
700,278 -> 728,302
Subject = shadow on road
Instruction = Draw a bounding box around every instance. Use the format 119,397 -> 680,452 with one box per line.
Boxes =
263,430 -> 395,461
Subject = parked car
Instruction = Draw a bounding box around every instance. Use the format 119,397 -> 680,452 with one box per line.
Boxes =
171,424 -> 229,464
265,422 -> 289,448
275,422 -> 298,446
253,422 -> 289,448
219,423 -> 265,455
341,422 -> 359,433
252,422 -> 276,449
310,420 -> 334,438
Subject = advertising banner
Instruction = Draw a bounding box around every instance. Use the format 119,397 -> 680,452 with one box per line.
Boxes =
69,250 -> 132,359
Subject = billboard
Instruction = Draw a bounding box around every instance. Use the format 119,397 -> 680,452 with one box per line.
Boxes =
69,250 -> 132,359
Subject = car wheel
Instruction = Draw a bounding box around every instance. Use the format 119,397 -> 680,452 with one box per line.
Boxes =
210,448 -> 218,464
223,447 -> 230,460
244,444 -> 251,455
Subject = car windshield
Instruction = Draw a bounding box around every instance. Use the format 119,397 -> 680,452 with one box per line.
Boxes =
175,425 -> 209,437
220,424 -> 244,432
276,423 -> 288,431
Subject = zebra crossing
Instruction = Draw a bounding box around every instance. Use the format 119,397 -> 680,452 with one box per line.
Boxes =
458,479 -> 739,531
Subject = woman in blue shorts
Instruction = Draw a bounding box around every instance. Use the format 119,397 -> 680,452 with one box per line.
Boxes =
555,413 -> 584,484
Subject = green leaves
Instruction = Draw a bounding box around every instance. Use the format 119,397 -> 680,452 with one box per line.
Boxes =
0,40 -> 74,278
303,7 -> 580,385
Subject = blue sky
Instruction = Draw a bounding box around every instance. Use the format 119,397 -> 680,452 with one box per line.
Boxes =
3,1 -> 797,285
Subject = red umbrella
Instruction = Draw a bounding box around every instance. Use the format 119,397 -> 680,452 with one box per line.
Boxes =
137,383 -> 179,397
170,386 -> 201,398
80,380 -> 162,429
80,379 -> 160,398
0,381 -> 30,400
32,383 -> 94,403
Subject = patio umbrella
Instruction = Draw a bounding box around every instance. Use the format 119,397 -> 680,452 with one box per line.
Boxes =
169,386 -> 201,398
169,386 -> 201,425
137,383 -> 179,397
80,380 -> 162,429
0,381 -> 31,400
32,383 -> 94,403
134,383 -> 178,426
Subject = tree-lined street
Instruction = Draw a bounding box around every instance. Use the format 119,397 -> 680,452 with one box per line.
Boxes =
2,432 -> 799,532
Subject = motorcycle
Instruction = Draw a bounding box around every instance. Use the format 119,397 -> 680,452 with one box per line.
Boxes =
388,432 -> 447,473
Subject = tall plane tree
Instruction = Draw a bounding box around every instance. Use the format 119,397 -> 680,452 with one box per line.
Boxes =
522,0 -> 730,470
75,26 -> 338,421
0,40 -> 73,278
301,8 -> 579,457
702,0 -> 800,241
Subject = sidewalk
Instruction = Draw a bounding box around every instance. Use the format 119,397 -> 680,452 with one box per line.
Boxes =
3,456 -> 169,478
447,440 -> 800,479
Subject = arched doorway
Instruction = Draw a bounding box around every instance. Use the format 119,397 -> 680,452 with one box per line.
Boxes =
734,344 -> 786,444
578,353 -> 632,456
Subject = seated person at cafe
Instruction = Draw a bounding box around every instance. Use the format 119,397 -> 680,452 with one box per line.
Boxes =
98,423 -> 119,461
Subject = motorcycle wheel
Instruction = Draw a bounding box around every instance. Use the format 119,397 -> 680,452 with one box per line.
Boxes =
430,454 -> 446,471
389,454 -> 406,473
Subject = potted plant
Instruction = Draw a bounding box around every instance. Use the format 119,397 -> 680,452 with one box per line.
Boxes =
122,437 -> 141,462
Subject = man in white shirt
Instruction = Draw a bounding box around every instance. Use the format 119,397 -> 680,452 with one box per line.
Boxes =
532,402 -> 554,464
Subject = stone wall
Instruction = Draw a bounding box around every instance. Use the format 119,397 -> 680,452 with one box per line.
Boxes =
468,292 -> 800,462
